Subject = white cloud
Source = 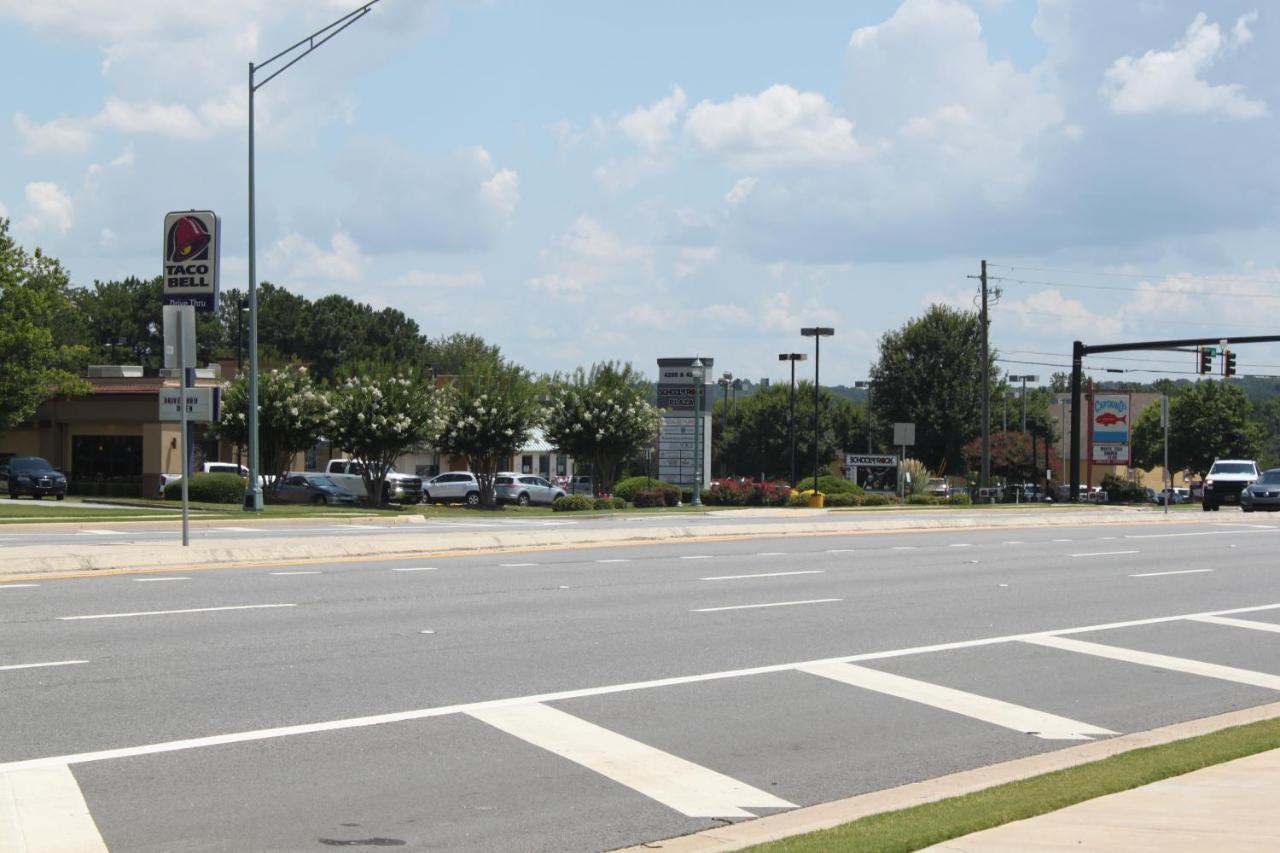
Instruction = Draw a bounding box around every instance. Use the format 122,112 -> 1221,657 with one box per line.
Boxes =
18,181 -> 74,238
338,141 -> 519,253
393,270 -> 485,289
591,86 -> 688,190
265,231 -> 365,285
14,113 -> 94,156
999,288 -> 1125,339
1101,12 -> 1266,119
724,177 -> 758,205
619,85 -> 687,152
0,199 -> 8,219
528,216 -> 649,302
684,84 -> 865,170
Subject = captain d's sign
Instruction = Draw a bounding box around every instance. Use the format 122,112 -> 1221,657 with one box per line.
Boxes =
162,210 -> 220,312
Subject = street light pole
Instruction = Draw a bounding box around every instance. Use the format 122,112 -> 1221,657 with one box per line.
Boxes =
245,0 -> 382,512
801,327 -> 835,490
690,357 -> 704,506
779,353 -> 807,488
855,380 -> 872,453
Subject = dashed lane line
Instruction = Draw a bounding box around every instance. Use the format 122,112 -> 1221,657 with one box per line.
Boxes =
1068,550 -> 1139,558
0,660 -> 89,672
391,567 -> 438,572
0,584 -> 39,590
132,577 -> 190,582
691,598 -> 843,613
269,571 -> 322,576
1129,568 -> 1213,578
57,604 -> 296,621
700,570 -> 824,581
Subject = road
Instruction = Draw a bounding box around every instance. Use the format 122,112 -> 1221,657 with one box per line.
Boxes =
3,516 -> 1279,851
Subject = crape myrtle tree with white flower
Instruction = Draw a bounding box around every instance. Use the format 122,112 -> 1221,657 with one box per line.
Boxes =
217,364 -> 330,496
543,362 -> 661,496
328,369 -> 445,506
437,358 -> 542,507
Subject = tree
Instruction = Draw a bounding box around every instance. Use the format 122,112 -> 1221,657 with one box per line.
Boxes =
0,220 -> 90,434
328,370 -> 444,505
1131,380 -> 1260,477
426,333 -> 502,376
714,381 -> 846,481
543,362 -> 661,495
216,365 -> 331,494
868,305 -> 998,474
963,431 -> 1038,483
436,359 -> 542,506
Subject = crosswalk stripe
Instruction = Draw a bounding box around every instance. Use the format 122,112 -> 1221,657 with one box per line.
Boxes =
467,702 -> 794,818
797,661 -> 1115,741
1188,614 -> 1280,634
0,764 -> 108,852
1022,635 -> 1280,690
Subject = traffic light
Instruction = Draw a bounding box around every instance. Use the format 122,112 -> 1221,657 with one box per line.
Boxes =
1199,347 -> 1213,374
1225,350 -> 1237,377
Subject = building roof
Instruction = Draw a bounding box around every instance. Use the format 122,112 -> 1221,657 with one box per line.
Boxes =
521,427 -> 555,453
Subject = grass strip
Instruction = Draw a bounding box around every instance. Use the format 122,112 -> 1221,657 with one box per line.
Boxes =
748,715 -> 1280,852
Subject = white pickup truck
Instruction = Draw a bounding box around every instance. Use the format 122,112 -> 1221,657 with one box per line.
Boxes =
322,459 -> 423,504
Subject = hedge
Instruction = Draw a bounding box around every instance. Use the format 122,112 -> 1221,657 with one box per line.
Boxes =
632,489 -> 668,508
593,496 -> 626,510
552,495 -> 595,512
947,493 -> 973,505
613,476 -> 680,502
795,475 -> 864,495
163,472 -> 246,504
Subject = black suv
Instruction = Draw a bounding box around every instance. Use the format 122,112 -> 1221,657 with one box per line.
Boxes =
1201,459 -> 1259,511
1,456 -> 68,500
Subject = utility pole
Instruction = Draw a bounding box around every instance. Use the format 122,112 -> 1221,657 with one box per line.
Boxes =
979,260 -> 991,489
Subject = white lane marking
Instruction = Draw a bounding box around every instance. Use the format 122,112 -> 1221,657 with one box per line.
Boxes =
214,526 -> 258,532
0,660 -> 89,672
1100,536 -> 1117,541
58,604 -> 295,621
392,567 -> 438,572
797,661 -> 1115,741
132,577 -> 190,582
1188,615 -> 1280,634
680,555 -> 713,560
700,570 -> 824,581
0,764 -> 108,852
0,584 -> 40,590
466,702 -> 793,818
1002,541 -> 1024,545
80,530 -> 122,536
692,598 -> 842,613
1021,635 -> 1280,690
1052,539 -> 1072,542
270,571 -> 322,576
500,562 -> 537,567
1129,568 -> 1213,578
755,552 -> 787,557
10,600 -> 1280,775
826,549 -> 856,553
344,525 -> 385,530
949,544 -> 973,548
595,559 -> 630,564
1068,550 -> 1139,558
892,546 -> 917,551
1125,531 -> 1216,540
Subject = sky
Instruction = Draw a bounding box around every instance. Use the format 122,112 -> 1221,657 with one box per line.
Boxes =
1,0 -> 1278,387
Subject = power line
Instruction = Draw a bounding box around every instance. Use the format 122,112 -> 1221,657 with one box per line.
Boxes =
988,263 -> 1280,289
992,274 -> 1280,301
991,302 -> 1280,333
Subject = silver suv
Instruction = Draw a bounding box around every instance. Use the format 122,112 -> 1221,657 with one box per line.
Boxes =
495,473 -> 567,506
1202,459 -> 1259,511
423,471 -> 481,506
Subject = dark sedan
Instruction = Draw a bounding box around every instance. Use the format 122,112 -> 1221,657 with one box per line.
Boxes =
272,474 -> 357,506
1,456 -> 68,500
1241,469 -> 1280,513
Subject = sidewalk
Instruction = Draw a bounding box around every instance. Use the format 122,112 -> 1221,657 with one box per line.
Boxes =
928,747 -> 1280,852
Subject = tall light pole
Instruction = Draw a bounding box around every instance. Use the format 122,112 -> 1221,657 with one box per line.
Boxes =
1007,374 -> 1039,432
801,327 -> 835,490
854,380 -> 872,453
690,357 -> 705,506
779,353 -> 807,488
717,371 -> 732,477
245,0 -> 382,511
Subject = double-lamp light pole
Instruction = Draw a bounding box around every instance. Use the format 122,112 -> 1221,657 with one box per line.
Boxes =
778,353 -> 807,488
800,327 -> 835,489
244,0 -> 382,511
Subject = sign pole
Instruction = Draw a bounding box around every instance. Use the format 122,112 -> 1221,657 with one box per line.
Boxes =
1162,394 -> 1170,516
177,307 -> 191,547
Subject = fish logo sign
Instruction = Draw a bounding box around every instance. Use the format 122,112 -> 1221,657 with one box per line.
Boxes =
1095,412 -> 1127,427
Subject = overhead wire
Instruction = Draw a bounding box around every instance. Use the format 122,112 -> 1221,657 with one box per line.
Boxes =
988,263 -> 1280,289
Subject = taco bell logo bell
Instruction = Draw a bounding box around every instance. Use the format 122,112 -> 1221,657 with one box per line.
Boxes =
162,210 -> 220,311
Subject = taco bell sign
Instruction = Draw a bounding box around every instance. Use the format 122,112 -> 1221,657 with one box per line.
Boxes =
162,210 -> 220,312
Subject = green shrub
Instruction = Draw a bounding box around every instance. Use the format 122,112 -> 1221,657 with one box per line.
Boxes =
795,475 -> 863,495
947,493 -> 973,505
861,492 -> 897,507
633,489 -> 668,508
907,494 -> 939,505
680,487 -> 694,504
613,476 -> 680,502
788,491 -> 812,507
552,495 -> 595,512
163,472 -> 246,504
825,492 -> 859,507
592,496 -> 626,510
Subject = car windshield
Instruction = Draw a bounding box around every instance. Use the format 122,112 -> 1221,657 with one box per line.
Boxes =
307,476 -> 338,488
495,477 -> 514,485
1210,463 -> 1255,475
10,458 -> 55,474
1257,471 -> 1280,485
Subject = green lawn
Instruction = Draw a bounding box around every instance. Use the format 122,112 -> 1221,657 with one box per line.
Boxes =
748,715 -> 1280,852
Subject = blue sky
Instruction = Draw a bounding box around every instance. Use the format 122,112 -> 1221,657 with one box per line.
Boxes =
2,0 -> 1278,385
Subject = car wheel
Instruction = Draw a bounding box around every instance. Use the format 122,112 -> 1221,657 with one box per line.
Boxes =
1202,501 -> 1211,512
465,491 -> 480,507
33,494 -> 42,500
1243,506 -> 1255,513
517,493 -> 530,507
56,493 -> 65,501
312,494 -> 327,506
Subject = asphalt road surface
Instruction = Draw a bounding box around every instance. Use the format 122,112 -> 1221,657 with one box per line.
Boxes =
3,517 -> 1280,851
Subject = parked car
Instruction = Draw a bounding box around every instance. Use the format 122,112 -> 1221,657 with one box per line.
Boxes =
324,459 -> 423,504
1240,468 -> 1280,513
272,473 -> 357,506
422,471 -> 481,506
1201,459 -> 1259,511
159,462 -> 263,496
925,477 -> 949,498
1,456 -> 68,500
1156,488 -> 1187,505
569,475 -> 594,496
494,473 -> 567,506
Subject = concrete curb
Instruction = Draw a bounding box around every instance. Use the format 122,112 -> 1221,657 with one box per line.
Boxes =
616,701 -> 1280,852
0,510 -> 1209,578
